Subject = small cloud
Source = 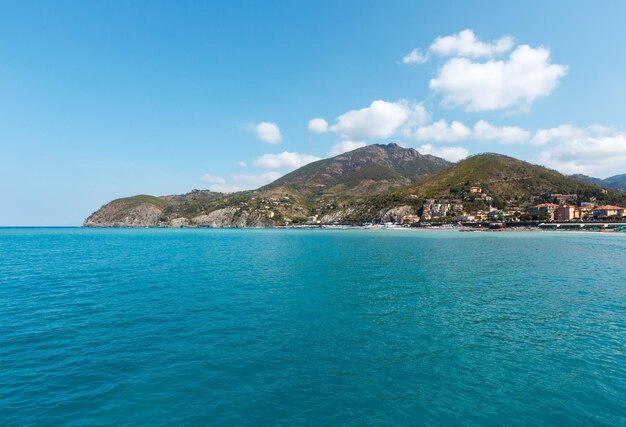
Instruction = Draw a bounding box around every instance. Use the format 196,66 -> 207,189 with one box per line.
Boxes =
238,160 -> 247,168
232,171 -> 283,187
412,119 -> 471,142
199,174 -> 226,184
255,122 -> 282,144
254,151 -> 321,169
330,100 -> 429,140
530,124 -> 586,146
402,48 -> 429,64
308,118 -> 329,133
418,144 -> 469,162
430,29 -> 514,58
411,119 -> 531,144
204,171 -> 284,192
328,140 -> 367,156
473,120 -> 530,144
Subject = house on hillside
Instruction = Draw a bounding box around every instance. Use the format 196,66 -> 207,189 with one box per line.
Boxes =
551,194 -> 577,204
529,203 -> 560,220
592,205 -> 625,219
488,210 -> 504,220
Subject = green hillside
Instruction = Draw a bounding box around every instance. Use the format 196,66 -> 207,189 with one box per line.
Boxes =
84,148 -> 626,227
403,154 -> 616,200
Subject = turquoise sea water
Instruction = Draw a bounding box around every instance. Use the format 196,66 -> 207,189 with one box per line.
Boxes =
1,228 -> 625,426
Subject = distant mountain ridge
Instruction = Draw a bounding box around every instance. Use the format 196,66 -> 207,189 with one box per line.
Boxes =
84,144 -> 626,227
572,173 -> 626,191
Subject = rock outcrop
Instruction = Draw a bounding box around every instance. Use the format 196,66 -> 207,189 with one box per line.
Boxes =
84,201 -> 163,228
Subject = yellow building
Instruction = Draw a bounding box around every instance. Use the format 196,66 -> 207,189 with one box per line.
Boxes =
592,205 -> 626,218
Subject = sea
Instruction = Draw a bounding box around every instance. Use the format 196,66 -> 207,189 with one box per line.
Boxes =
1,227 -> 625,426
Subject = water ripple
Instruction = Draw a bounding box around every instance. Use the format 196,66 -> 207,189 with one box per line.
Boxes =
0,228 -> 625,425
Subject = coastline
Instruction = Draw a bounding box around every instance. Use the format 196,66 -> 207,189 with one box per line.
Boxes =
75,224 -> 626,233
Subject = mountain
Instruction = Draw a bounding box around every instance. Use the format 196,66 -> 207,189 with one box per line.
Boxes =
571,173 -> 626,191
605,174 -> 626,190
264,143 -> 450,197
84,148 -> 626,228
402,154 -> 608,199
84,144 -> 450,227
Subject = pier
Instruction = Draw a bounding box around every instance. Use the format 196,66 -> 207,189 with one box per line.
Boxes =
538,222 -> 626,231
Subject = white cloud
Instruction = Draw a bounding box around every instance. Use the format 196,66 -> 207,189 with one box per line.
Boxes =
237,160 -> 247,168
411,119 -> 531,144
328,140 -> 367,156
254,151 -> 321,169
429,45 -> 567,112
330,100 -> 429,140
232,172 -> 283,187
199,174 -> 226,184
430,29 -> 514,58
418,144 -> 469,162
308,118 -> 329,133
402,102 -> 430,129
537,126 -> 626,176
413,119 -> 471,142
473,120 -> 530,144
402,48 -> 429,64
205,171 -> 283,192
530,124 -> 587,146
255,122 -> 282,144
204,184 -> 242,193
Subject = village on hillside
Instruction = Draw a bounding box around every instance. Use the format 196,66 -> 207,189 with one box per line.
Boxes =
237,183 -> 626,230
414,186 -> 625,225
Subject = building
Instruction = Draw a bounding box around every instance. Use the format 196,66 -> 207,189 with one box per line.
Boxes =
576,205 -> 594,220
474,210 -> 489,221
423,199 -> 451,218
529,203 -> 560,220
554,205 -> 576,221
470,186 -> 482,193
551,194 -> 578,205
592,205 -> 626,218
488,210 -> 504,220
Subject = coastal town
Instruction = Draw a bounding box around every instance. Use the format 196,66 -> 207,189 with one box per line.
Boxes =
290,184 -> 626,231
415,186 -> 625,224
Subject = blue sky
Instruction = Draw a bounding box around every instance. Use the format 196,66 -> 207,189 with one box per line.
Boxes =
2,1 -> 626,225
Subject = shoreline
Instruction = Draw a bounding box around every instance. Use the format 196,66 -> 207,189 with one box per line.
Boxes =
75,224 -> 626,233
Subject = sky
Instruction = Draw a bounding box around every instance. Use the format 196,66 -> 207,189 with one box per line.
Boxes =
2,1 -> 626,225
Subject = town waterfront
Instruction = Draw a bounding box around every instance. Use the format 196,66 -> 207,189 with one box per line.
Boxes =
1,228 -> 625,425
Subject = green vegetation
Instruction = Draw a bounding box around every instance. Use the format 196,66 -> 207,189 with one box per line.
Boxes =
114,194 -> 167,208
400,153 -> 625,204
85,146 -> 626,227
